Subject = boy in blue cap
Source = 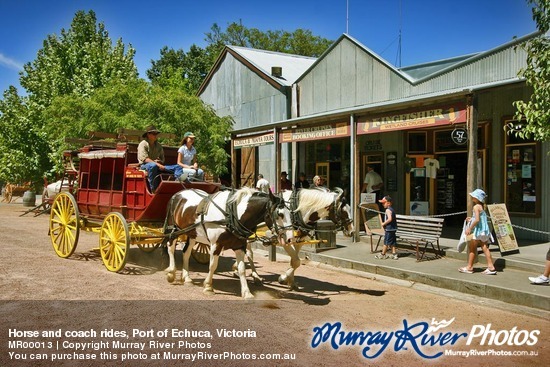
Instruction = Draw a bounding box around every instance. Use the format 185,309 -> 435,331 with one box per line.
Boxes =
375,196 -> 398,260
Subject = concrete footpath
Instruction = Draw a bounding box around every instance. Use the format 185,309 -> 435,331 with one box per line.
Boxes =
253,232 -> 550,312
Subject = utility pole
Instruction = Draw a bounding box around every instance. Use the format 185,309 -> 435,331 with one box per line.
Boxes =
346,0 -> 349,34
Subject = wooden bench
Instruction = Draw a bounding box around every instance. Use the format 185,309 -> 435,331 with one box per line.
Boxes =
395,215 -> 444,261
361,204 -> 444,261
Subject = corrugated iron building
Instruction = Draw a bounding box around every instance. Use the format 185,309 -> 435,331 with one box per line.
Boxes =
199,32 -> 549,241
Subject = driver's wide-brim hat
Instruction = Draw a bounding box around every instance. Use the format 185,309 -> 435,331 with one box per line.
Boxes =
142,125 -> 161,138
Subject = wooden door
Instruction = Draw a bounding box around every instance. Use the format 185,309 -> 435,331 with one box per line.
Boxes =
405,154 -> 435,215
316,162 -> 329,187
240,147 -> 256,188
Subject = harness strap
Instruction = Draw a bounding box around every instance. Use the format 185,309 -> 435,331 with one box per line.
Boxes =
225,193 -> 259,241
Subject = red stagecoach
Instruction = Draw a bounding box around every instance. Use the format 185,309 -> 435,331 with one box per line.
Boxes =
48,137 -> 220,272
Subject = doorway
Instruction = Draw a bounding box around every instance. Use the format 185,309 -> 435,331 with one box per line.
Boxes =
435,153 -> 467,226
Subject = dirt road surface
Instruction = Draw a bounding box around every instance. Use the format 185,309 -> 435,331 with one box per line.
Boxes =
0,202 -> 548,366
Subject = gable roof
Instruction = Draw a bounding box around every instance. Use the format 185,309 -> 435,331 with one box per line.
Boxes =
197,45 -> 316,95
228,45 -> 316,86
296,31 -> 543,85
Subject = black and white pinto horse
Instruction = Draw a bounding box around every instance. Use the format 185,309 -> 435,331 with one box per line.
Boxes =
163,187 -> 288,299
275,188 -> 354,290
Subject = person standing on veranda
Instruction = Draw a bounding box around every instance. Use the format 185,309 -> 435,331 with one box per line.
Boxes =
256,174 -> 270,193
294,172 -> 310,190
362,165 -> 383,201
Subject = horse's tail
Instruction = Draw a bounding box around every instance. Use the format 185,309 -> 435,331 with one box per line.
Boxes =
163,194 -> 176,234
162,191 -> 183,247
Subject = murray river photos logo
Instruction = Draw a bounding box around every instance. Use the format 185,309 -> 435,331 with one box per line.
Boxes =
310,318 -> 540,359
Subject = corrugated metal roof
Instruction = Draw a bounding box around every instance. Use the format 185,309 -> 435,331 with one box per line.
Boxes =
399,53 -> 479,80
228,45 -> 316,86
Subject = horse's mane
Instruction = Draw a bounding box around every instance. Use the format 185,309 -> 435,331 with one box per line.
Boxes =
295,189 -> 335,217
227,187 -> 256,205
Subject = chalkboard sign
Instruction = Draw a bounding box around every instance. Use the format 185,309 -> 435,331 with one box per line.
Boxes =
487,204 -> 519,253
386,151 -> 398,191
361,203 -> 383,232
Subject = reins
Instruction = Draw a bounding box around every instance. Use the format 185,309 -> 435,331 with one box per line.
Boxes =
165,189 -> 283,245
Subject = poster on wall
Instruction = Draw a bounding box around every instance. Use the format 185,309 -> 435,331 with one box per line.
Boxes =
410,201 -> 429,216
487,204 -> 520,253
360,193 -> 376,203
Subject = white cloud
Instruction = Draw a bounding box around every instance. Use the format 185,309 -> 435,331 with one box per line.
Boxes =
0,53 -> 24,71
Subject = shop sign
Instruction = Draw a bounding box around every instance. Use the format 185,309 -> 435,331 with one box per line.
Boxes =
364,139 -> 382,151
487,204 -> 520,253
233,132 -> 274,149
357,104 -> 466,134
451,127 -> 468,145
280,122 -> 349,143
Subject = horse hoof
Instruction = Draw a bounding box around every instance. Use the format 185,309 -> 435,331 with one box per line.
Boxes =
203,288 -> 215,295
166,272 -> 176,283
253,277 -> 264,285
243,293 -> 255,300
183,277 -> 193,284
278,275 -> 287,285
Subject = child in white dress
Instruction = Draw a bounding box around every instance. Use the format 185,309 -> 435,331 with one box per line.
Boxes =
459,189 -> 497,275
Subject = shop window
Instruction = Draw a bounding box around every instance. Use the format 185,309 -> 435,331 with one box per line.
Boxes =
504,120 -> 540,216
407,132 -> 427,153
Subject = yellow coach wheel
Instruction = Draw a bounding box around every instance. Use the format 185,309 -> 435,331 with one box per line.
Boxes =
49,192 -> 80,258
191,241 -> 211,264
137,243 -> 161,253
99,212 -> 130,272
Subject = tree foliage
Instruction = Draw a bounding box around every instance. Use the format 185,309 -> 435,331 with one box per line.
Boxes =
148,21 -> 333,93
19,10 -> 138,108
513,0 -> 550,141
43,77 -> 233,175
1,9 -> 230,187
204,21 -> 332,57
0,87 -> 50,187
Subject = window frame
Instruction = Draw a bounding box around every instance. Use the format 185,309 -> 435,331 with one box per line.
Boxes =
503,119 -> 541,217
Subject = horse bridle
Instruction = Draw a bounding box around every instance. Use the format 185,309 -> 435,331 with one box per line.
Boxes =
284,189 -> 351,237
329,199 -> 353,232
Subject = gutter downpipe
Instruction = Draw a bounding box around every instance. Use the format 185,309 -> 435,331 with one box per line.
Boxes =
466,93 -> 477,217
270,126 -> 280,262
350,114 -> 359,242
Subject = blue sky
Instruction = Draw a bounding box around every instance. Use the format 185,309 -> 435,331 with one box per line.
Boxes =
0,0 -> 537,97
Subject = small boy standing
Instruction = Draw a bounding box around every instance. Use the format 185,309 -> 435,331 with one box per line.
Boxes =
375,196 -> 398,260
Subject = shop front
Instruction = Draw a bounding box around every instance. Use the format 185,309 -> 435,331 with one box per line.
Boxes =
281,122 -> 350,194
356,102 -> 474,226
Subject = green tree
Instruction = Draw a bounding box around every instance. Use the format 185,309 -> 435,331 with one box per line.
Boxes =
19,10 -> 138,108
147,45 -> 210,93
147,47 -> 186,84
43,77 -> 233,175
205,21 -> 332,57
0,87 -> 50,188
0,10 -> 139,185
148,21 -> 332,93
513,0 -> 550,141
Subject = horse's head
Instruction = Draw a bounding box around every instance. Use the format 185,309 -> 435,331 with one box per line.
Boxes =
328,188 -> 354,237
261,189 -> 293,246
